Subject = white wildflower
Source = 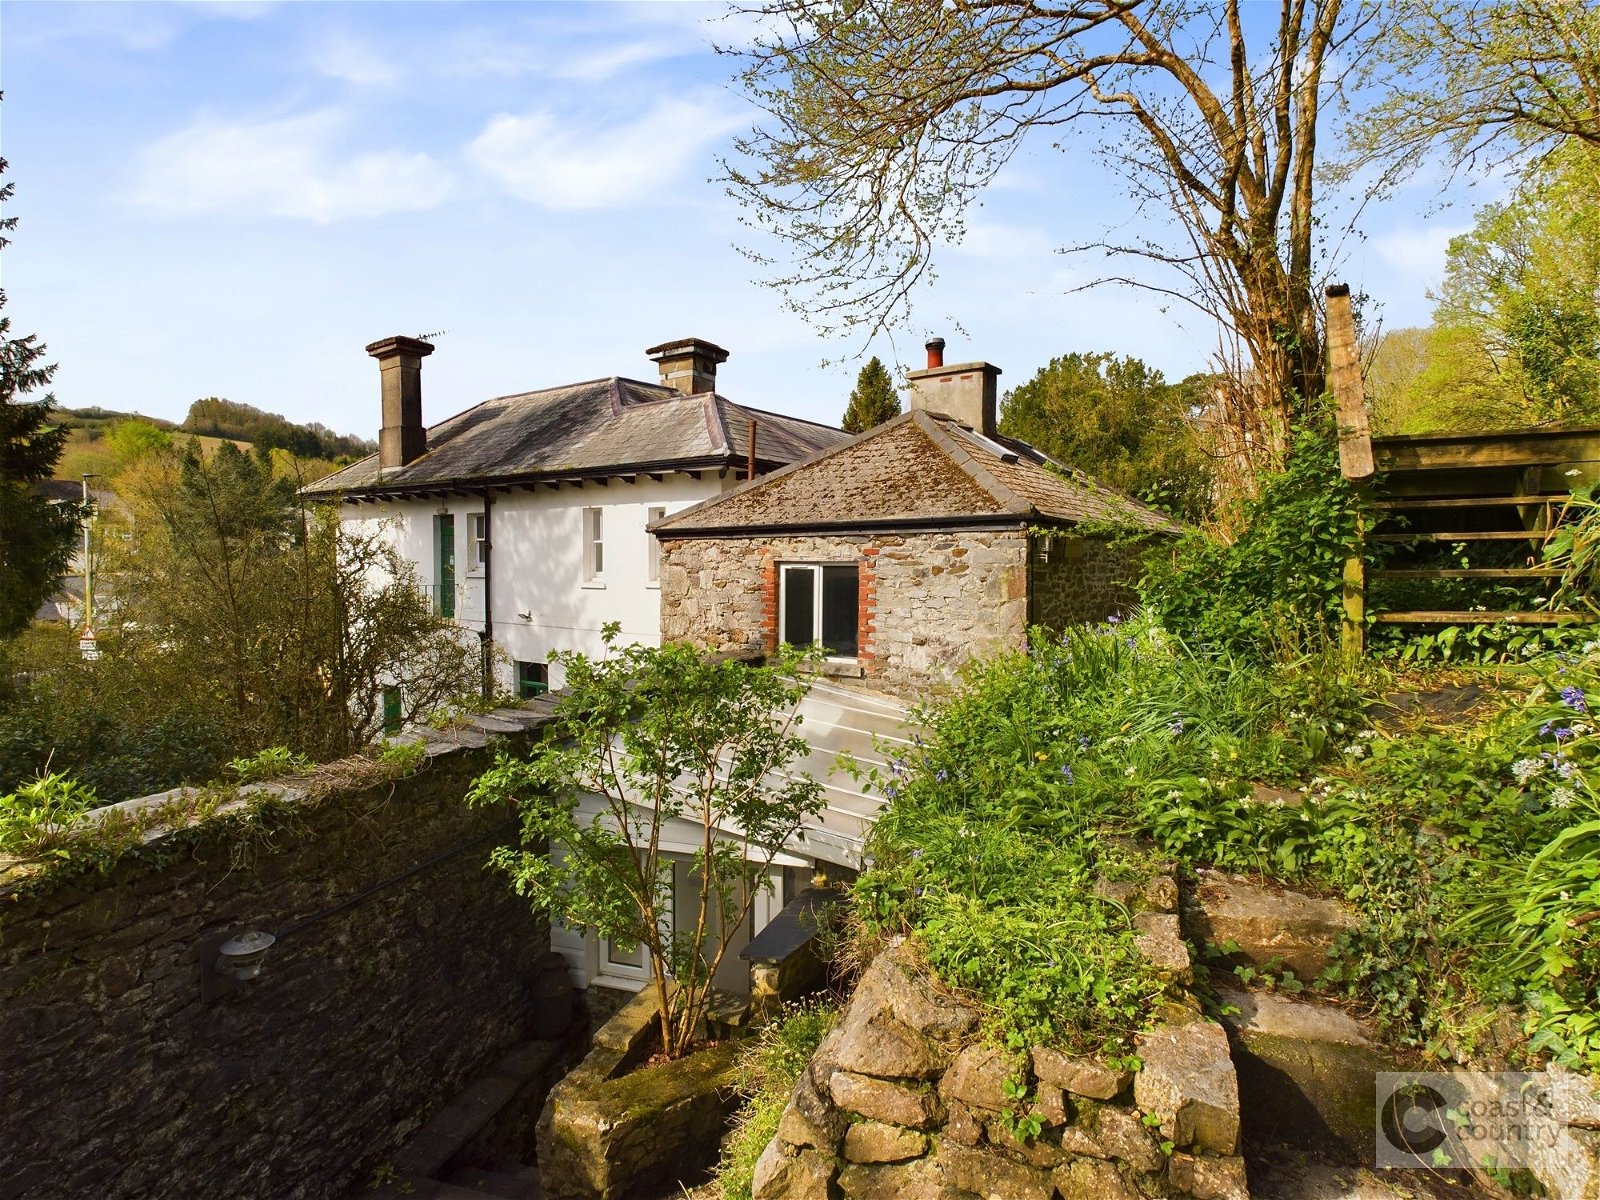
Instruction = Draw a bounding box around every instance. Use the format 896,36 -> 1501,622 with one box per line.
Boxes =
1513,758 -> 1545,783
1344,743 -> 1367,758
1550,786 -> 1577,809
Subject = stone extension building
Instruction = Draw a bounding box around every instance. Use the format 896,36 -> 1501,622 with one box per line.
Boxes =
653,340 -> 1181,696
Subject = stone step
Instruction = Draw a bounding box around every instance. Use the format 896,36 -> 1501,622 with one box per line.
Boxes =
1183,869 -> 1357,983
1246,1147 -> 1492,1198
1215,987 -> 1389,1163
444,1164 -> 543,1199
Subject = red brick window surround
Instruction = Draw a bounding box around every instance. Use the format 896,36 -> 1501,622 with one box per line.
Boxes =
775,558 -> 869,661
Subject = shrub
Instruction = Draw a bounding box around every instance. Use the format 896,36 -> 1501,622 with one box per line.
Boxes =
1139,414 -> 1369,655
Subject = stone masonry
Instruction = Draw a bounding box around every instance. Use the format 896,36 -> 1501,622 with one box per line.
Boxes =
660,531 -> 1030,695
751,870 -> 1249,1200
0,709 -> 558,1200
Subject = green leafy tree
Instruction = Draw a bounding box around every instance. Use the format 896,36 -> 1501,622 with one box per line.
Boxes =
0,155 -> 81,639
1398,144 -> 1600,430
999,352 -> 1213,522
468,634 -> 824,1058
106,418 -> 173,464
111,441 -> 480,760
840,356 -> 900,433
1345,0 -> 1600,182
729,1 -> 1376,472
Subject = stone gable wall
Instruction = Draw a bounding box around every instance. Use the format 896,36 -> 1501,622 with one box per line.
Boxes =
659,530 -> 1030,694
0,712 -> 558,1200
1028,534 -> 1145,632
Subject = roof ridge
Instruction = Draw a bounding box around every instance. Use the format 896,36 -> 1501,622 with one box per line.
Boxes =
704,393 -> 732,454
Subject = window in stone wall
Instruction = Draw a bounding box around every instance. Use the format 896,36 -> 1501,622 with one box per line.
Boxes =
780,562 -> 859,658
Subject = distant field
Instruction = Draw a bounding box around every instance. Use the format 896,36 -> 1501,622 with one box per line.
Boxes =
55,426 -> 247,481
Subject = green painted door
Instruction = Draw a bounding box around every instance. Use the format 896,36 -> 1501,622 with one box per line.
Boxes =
435,514 -> 456,618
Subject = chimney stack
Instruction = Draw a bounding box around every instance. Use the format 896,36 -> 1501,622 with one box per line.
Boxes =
906,337 -> 1001,436
645,337 -> 729,396
368,335 -> 435,470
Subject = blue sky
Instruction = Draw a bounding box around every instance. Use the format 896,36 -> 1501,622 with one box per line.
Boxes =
2,1 -> 1489,439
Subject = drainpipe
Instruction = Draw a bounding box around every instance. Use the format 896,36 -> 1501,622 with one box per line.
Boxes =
481,487 -> 494,701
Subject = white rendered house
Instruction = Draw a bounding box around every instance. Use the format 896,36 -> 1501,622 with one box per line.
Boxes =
304,335 -> 846,700
303,336 -> 863,994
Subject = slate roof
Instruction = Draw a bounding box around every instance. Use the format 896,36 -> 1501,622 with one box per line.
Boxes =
652,410 -> 1182,536
302,377 -> 847,498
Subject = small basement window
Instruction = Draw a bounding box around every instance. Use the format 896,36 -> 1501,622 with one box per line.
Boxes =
516,661 -> 549,699
780,563 -> 859,658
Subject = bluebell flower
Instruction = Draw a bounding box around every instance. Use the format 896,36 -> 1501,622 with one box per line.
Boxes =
884,784 -> 901,799
1562,686 -> 1588,713
935,769 -> 949,784
1169,717 -> 1185,736
1541,722 -> 1555,736
1060,765 -> 1075,783
1078,735 -> 1091,750
1555,727 -> 1575,742
1107,613 -> 1121,626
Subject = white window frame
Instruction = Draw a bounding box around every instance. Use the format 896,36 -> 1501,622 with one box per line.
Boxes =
778,562 -> 860,661
582,506 -> 605,587
646,506 -> 666,587
467,512 -> 487,576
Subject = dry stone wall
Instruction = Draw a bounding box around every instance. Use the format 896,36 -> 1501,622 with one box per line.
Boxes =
0,709 -> 559,1200
753,880 -> 1250,1200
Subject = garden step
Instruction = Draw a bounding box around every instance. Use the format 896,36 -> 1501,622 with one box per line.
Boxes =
444,1165 -> 542,1198
1214,988 -> 1390,1163
1246,1147 -> 1491,1198
1181,870 -> 1357,983
1372,609 -> 1589,625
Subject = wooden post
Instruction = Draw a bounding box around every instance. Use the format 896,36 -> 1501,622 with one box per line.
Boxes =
1342,501 -> 1366,662
1326,284 -> 1373,483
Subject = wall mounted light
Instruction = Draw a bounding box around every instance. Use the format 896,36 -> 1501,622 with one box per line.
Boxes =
200,929 -> 277,1002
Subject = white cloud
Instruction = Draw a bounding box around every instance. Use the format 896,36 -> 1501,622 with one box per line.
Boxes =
1370,221 -> 1468,282
465,97 -> 744,210
128,109 -> 452,223
310,31 -> 400,87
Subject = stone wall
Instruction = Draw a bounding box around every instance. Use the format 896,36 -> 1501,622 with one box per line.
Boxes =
659,530 -> 1030,695
0,709 -> 559,1200
1028,534 -> 1145,631
752,879 -> 1250,1200
539,986 -> 741,1200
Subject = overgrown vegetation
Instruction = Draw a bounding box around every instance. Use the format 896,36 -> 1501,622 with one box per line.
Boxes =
1139,413 -> 1368,654
860,610 -> 1600,1074
715,999 -> 838,1200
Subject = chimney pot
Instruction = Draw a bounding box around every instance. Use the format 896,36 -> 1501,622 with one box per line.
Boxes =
645,337 -> 730,396
925,337 -> 946,369
367,335 -> 434,470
